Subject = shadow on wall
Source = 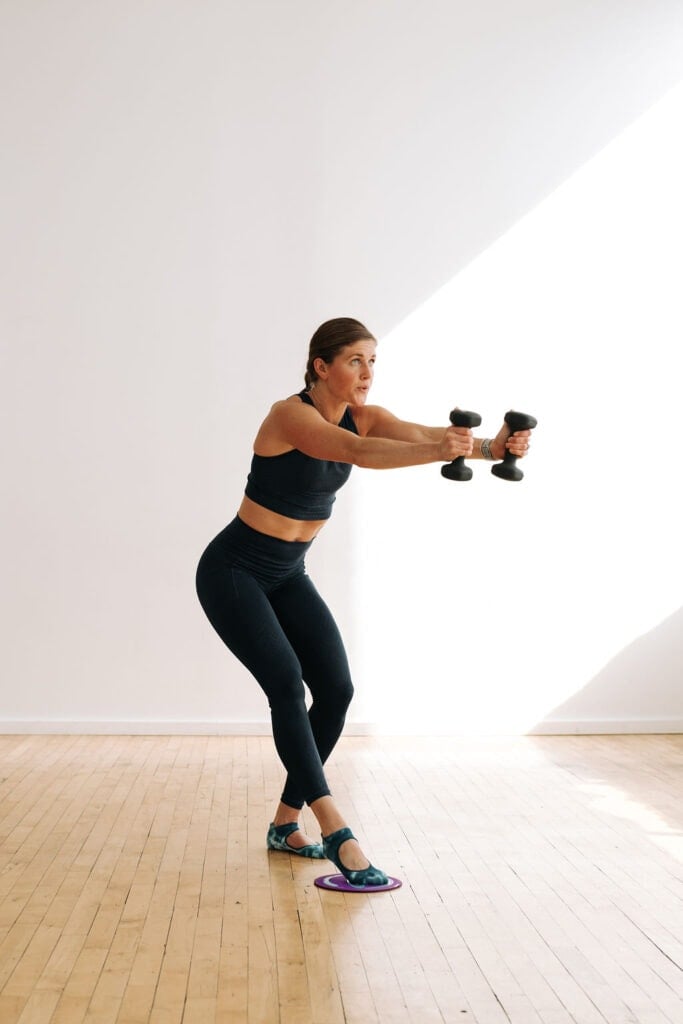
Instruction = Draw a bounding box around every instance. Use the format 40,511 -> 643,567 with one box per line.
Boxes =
531,606 -> 683,734
311,5 -> 683,334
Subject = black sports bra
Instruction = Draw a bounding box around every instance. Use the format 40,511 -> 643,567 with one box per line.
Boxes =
243,391 -> 359,520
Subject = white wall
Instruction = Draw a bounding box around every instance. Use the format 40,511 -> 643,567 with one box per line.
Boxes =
1,1 -> 682,734
352,81 -> 683,733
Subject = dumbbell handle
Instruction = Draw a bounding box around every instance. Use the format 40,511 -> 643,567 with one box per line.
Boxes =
441,409 -> 482,481
491,410 -> 538,482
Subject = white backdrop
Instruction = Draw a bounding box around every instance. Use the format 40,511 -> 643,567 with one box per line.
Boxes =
1,1 -> 682,734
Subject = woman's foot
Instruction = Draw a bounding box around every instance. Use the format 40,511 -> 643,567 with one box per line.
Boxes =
267,822 -> 325,858
322,827 -> 389,887
271,802 -> 322,851
331,834 -> 370,870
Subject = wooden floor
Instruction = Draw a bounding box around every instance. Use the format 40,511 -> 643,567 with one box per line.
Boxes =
0,735 -> 682,1024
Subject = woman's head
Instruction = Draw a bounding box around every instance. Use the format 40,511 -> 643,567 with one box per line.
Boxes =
305,318 -> 376,389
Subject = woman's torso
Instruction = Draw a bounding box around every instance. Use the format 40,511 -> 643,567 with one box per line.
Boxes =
238,392 -> 361,542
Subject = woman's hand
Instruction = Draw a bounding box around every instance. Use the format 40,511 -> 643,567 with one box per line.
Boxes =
491,423 -> 532,461
439,425 -> 474,462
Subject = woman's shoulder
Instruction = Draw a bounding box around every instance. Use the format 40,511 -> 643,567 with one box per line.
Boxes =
348,402 -> 387,436
270,392 -> 308,413
254,393 -> 313,455
262,393 -> 313,428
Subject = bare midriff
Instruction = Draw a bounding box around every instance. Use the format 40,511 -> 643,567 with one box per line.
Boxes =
237,495 -> 327,543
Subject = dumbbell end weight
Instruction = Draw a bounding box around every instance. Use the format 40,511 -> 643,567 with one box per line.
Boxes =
491,410 -> 537,482
441,461 -> 473,481
490,461 -> 524,482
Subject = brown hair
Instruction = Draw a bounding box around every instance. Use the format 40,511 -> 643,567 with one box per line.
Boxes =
305,317 -> 376,389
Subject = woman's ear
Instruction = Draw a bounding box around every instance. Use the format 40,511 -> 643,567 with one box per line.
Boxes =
313,357 -> 328,380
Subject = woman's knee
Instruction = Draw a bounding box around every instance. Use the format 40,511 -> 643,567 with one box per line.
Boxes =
338,675 -> 354,710
266,670 -> 308,712
313,673 -> 354,713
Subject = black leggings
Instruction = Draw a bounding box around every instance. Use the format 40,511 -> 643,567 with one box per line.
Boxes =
195,517 -> 354,808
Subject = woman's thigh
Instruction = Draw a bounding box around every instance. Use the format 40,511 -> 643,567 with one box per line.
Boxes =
196,562 -> 304,704
269,574 -> 352,699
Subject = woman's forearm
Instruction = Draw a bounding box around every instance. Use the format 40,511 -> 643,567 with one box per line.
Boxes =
351,435 -> 443,470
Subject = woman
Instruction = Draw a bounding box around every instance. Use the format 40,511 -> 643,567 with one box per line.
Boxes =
195,317 -> 531,888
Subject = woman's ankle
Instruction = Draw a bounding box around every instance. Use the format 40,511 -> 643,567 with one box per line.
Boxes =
272,801 -> 301,827
309,795 -> 347,837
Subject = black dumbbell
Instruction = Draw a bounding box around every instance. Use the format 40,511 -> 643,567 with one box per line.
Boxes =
491,410 -> 538,481
441,409 -> 482,481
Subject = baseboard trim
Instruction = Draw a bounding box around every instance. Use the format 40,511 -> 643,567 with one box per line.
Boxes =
526,718 -> 683,735
0,720 -> 276,736
0,719 -> 681,736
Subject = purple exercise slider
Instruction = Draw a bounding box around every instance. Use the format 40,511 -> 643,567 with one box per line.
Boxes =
314,873 -> 402,893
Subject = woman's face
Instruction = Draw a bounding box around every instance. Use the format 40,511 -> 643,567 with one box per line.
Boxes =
316,339 -> 377,405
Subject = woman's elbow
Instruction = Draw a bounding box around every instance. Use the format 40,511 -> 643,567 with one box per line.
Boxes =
342,438 -> 366,468
349,442 -> 373,469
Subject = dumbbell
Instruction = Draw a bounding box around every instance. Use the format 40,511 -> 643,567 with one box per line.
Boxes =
441,409 -> 482,481
491,410 -> 538,481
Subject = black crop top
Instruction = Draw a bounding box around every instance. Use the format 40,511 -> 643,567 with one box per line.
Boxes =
244,391 -> 359,520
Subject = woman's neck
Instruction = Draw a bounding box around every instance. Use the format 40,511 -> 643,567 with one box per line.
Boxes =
307,385 -> 346,424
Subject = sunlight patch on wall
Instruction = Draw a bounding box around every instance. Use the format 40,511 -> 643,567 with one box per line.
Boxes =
349,82 -> 683,734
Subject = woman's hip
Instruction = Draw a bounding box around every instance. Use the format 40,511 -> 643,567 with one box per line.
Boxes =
196,516 -> 312,593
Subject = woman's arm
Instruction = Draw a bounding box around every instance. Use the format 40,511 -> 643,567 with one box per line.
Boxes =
357,404 -> 532,461
258,399 -> 472,470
